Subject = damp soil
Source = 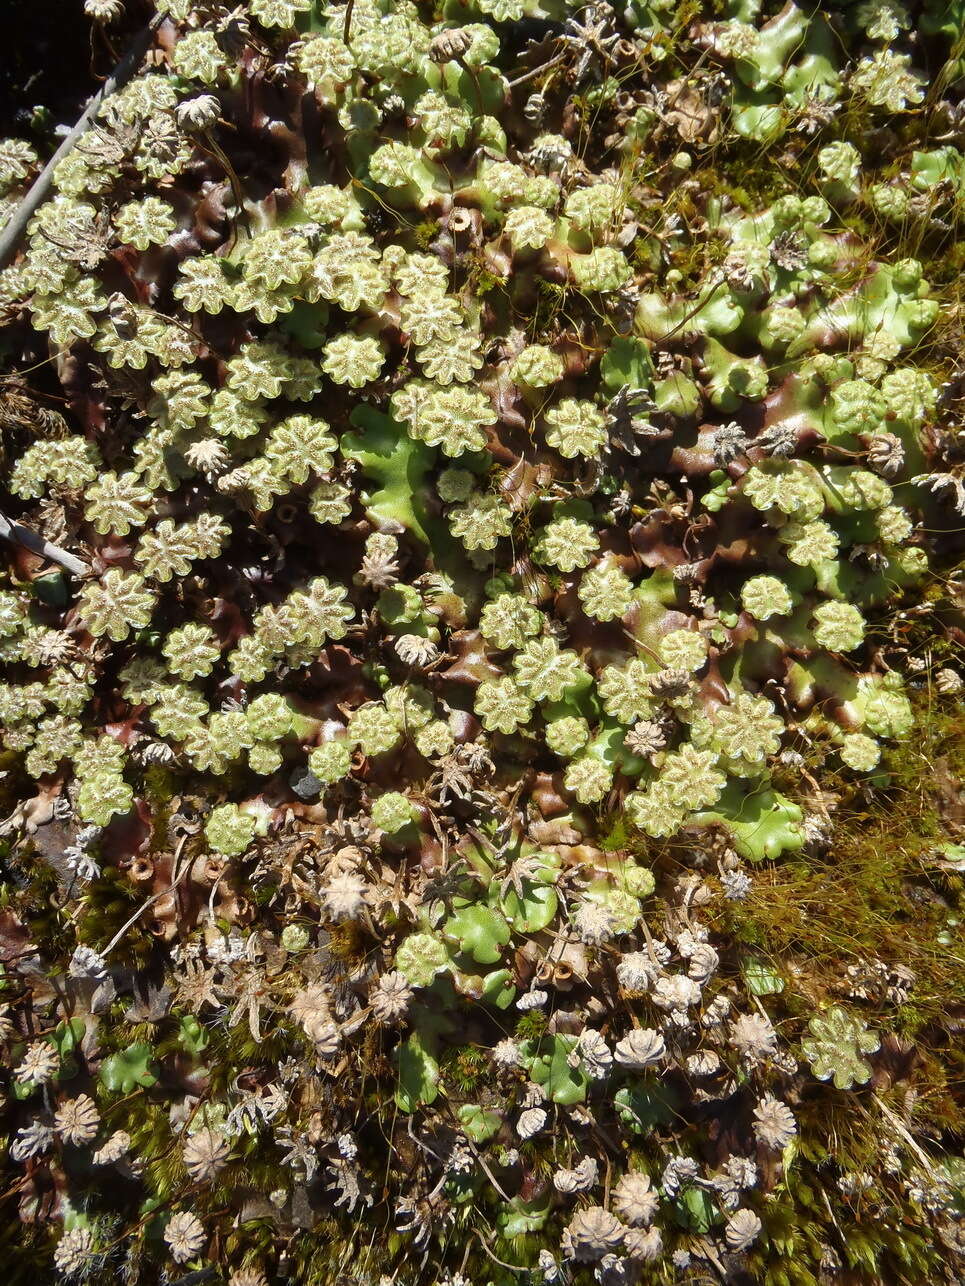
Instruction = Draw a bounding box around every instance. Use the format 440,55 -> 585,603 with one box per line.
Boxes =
0,0 -> 152,149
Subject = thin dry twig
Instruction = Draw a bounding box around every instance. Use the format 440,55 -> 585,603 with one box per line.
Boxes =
0,12 -> 166,270
0,509 -> 88,576
101,834 -> 191,957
